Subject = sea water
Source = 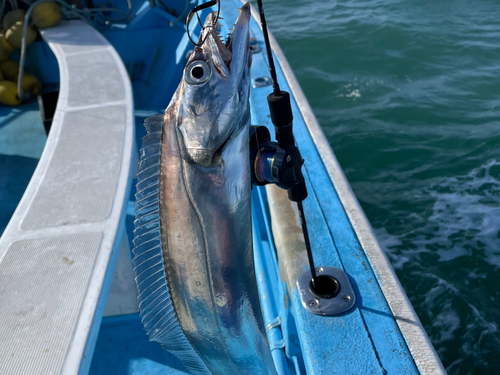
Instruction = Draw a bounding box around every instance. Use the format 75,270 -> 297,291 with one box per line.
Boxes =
259,0 -> 500,373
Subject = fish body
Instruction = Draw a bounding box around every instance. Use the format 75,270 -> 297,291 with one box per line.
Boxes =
133,4 -> 276,374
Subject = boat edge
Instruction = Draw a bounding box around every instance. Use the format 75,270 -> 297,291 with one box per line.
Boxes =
245,2 -> 447,374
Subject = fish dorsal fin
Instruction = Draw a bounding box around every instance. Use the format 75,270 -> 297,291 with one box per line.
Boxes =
132,115 -> 211,375
143,114 -> 164,134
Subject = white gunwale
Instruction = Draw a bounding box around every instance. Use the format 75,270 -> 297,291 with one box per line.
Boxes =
0,20 -> 135,375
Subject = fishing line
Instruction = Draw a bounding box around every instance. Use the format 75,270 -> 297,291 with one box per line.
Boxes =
182,0 -> 321,293
254,0 -> 320,290
185,0 -> 220,47
255,0 -> 280,95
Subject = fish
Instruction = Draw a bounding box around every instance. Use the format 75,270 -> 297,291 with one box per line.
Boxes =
132,3 -> 277,374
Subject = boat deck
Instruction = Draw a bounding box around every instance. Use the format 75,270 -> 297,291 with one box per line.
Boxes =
0,102 -> 46,236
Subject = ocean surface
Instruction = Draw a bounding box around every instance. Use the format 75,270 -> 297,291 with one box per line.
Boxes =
259,0 -> 500,373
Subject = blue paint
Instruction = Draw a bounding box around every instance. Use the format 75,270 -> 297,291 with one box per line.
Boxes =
253,188 -> 297,375
253,186 -> 307,375
24,41 -> 59,86
0,102 -> 46,237
89,314 -> 189,375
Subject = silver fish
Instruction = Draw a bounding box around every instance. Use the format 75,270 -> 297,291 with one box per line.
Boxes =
133,3 -> 276,374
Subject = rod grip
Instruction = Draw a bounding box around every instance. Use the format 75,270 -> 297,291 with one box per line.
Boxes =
267,91 -> 294,145
288,180 -> 308,202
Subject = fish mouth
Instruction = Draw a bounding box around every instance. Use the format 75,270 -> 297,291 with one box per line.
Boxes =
180,4 -> 251,167
225,3 -> 251,57
204,2 -> 251,74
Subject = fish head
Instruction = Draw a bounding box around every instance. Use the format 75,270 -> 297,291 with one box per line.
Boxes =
175,3 -> 252,167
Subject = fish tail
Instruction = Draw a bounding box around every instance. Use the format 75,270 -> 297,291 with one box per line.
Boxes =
132,115 -> 211,374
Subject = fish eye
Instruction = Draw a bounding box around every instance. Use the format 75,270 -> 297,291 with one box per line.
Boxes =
184,60 -> 211,85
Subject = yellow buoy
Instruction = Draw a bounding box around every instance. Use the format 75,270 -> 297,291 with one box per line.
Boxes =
0,35 -> 13,61
31,2 -> 61,29
1,59 -> 19,81
0,59 -> 41,95
5,21 -> 37,49
3,9 -> 26,31
21,72 -> 41,95
0,80 -> 20,105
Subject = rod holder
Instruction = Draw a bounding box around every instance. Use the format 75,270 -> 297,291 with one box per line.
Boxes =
297,267 -> 356,316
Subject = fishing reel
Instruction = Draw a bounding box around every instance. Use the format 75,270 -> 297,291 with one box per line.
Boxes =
249,125 -> 305,192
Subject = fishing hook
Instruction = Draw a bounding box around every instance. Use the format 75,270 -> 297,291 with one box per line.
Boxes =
186,0 -> 220,47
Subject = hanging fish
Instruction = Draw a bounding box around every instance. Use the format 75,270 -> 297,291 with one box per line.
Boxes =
132,3 -> 276,374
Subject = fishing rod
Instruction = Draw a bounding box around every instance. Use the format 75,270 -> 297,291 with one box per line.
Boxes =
252,0 -> 322,293
250,3 -> 355,315
184,0 -> 336,298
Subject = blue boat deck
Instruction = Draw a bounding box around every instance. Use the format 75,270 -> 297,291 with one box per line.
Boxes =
90,314 -> 189,374
0,101 -> 46,235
